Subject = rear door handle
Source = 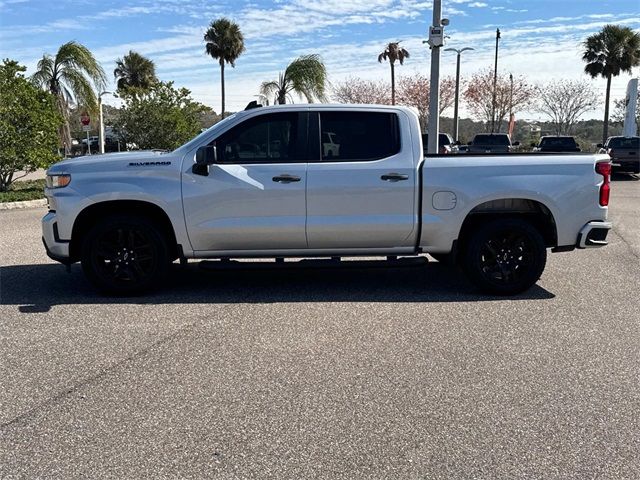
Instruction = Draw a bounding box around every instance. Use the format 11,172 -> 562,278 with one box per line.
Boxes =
381,173 -> 409,182
272,174 -> 301,183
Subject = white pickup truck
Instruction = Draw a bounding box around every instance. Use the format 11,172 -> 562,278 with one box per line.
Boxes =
42,104 -> 612,295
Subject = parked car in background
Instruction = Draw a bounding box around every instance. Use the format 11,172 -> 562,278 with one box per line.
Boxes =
533,136 -> 581,153
598,136 -> 640,174
467,133 -> 519,154
422,132 -> 457,155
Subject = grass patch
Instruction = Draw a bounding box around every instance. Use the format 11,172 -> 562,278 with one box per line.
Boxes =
0,179 -> 46,203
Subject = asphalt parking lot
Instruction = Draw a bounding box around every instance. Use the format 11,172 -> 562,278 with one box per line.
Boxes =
1,174 -> 639,479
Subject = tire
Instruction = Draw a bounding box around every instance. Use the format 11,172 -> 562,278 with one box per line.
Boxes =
81,215 -> 171,295
461,218 -> 547,295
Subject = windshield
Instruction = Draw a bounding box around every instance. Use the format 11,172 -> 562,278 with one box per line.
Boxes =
473,134 -> 510,146
540,137 -> 577,148
609,137 -> 639,149
173,113 -> 239,152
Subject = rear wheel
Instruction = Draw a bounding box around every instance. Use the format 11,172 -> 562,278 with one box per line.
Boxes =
81,215 -> 170,294
461,218 -> 546,295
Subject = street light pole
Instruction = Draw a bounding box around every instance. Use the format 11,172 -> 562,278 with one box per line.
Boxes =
98,91 -> 112,154
444,47 -> 474,142
426,0 -> 444,154
490,28 -> 500,133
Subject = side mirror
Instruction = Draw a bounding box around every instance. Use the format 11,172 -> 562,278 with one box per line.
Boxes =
468,141 -> 473,146
195,144 -> 217,165
596,143 -> 603,149
513,141 -> 520,146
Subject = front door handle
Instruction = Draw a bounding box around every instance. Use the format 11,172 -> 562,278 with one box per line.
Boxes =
272,174 -> 301,183
381,173 -> 409,182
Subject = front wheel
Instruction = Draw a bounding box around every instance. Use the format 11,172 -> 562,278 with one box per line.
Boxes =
81,215 -> 170,294
461,218 -> 547,295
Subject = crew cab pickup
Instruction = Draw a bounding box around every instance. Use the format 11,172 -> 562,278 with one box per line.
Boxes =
42,105 -> 612,295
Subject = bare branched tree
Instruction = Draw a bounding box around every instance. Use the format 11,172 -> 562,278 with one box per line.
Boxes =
332,77 -> 391,105
397,74 -> 456,131
536,80 -> 599,135
612,92 -> 639,128
463,69 -> 534,132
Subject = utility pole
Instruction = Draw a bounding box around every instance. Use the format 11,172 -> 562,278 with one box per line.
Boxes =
444,47 -> 474,142
490,28 -> 500,133
98,91 -> 112,154
426,0 -> 445,154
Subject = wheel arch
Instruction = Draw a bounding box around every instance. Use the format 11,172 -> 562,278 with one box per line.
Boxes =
70,200 -> 179,262
457,198 -> 558,252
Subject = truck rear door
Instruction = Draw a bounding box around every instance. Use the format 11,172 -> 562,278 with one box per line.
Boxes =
305,110 -> 417,249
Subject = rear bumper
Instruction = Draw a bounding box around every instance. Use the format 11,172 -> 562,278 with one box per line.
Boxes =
611,160 -> 640,172
576,221 -> 612,248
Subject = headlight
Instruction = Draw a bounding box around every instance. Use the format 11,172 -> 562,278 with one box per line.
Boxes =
46,174 -> 71,189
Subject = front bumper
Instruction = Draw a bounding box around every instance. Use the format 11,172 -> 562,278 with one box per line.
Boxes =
577,221 -> 612,248
42,211 -> 71,263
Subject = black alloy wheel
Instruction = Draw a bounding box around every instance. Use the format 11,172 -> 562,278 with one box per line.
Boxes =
462,218 -> 547,295
81,215 -> 170,294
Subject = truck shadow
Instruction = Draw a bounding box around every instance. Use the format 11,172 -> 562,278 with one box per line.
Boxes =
1,259 -> 554,313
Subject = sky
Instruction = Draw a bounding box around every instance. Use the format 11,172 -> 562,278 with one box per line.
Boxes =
1,0 -> 639,120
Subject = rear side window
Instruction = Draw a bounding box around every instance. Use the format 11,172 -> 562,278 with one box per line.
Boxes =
319,111 -> 400,161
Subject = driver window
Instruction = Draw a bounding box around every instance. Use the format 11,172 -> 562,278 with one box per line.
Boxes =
214,112 -> 298,164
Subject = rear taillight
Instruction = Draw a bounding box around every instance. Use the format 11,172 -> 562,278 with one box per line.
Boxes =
595,161 -> 611,206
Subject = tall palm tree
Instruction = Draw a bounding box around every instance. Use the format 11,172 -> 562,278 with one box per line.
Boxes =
204,17 -> 245,117
583,25 -> 640,144
378,42 -> 410,105
259,54 -> 328,105
31,41 -> 107,153
114,50 -> 158,94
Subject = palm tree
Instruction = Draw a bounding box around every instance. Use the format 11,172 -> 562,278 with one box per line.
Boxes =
259,54 -> 328,105
378,42 -> 410,105
31,41 -> 107,153
114,50 -> 158,94
583,25 -> 640,144
204,18 -> 245,117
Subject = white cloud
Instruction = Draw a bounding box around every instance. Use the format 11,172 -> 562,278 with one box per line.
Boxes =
468,2 -> 488,7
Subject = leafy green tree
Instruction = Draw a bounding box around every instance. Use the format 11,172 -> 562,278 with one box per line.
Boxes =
583,25 -> 640,143
115,82 -> 207,150
114,50 -> 158,96
259,54 -> 328,105
0,60 -> 62,191
204,18 -> 245,117
378,42 -> 410,105
30,41 -> 107,154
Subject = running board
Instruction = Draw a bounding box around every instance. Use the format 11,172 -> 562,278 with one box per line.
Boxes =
198,256 -> 428,271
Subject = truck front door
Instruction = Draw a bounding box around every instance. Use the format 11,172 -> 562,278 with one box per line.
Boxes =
182,111 -> 308,252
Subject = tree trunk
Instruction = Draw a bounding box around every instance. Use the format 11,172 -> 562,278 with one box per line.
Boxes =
390,61 -> 395,105
602,74 -> 611,145
220,61 -> 225,117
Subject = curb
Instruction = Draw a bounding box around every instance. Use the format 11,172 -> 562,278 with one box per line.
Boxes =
0,198 -> 47,211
